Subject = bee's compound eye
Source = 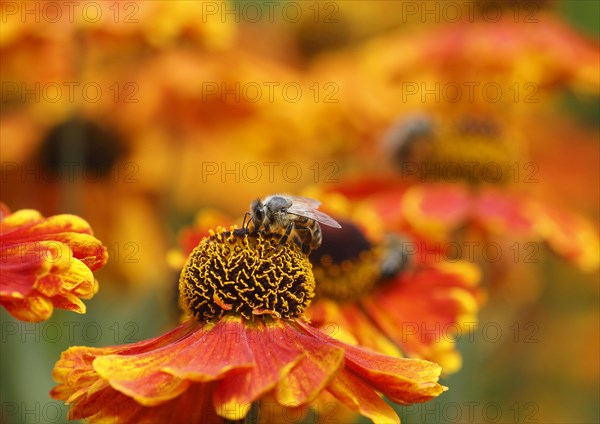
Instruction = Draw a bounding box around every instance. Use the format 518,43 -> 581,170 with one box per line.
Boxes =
254,207 -> 264,221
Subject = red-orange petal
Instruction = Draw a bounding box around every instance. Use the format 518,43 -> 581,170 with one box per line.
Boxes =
298,322 -> 446,404
473,189 -> 537,237
401,184 -> 471,238
162,315 -> 255,380
531,203 -> 600,272
274,322 -> 345,406
362,266 -> 479,372
327,368 -> 400,424
213,320 -> 305,420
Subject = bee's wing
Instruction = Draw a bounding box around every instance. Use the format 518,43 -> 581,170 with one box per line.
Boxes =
287,200 -> 342,228
287,195 -> 321,208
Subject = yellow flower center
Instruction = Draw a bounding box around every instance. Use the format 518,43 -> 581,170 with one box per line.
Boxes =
426,119 -> 523,184
386,116 -> 524,185
179,227 -> 315,321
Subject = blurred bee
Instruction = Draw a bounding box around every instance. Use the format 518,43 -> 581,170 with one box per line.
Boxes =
379,233 -> 413,280
380,113 -> 435,170
246,194 -> 341,254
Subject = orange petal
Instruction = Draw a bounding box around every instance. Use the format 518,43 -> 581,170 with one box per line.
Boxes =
1,212 -> 107,270
274,322 -> 345,406
1,295 -> 53,322
93,323 -> 226,405
531,203 -> 600,272
401,184 -> 471,238
213,320 -> 304,420
474,189 -> 537,237
93,358 -> 190,407
76,382 -> 221,424
363,267 -> 479,371
298,322 -> 446,404
327,368 -> 400,424
342,343 -> 446,404
162,315 -> 255,380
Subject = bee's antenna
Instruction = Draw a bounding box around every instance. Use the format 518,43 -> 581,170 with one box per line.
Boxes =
242,212 -> 252,230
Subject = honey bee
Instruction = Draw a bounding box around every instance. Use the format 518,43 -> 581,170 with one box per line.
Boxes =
246,194 -> 341,254
380,114 -> 435,169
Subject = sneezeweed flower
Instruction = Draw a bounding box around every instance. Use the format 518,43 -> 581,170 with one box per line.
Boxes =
0,203 -> 108,322
294,191 -> 482,374
52,227 -> 446,423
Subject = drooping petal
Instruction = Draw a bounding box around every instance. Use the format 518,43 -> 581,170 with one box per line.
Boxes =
213,320 -> 305,420
531,203 -> 600,272
51,321 -> 198,405
297,321 -> 446,404
93,356 -> 191,407
327,369 -> 400,424
362,264 -> 480,373
1,294 -> 54,322
93,320 -> 250,406
162,315 -> 255,380
274,321 -> 345,406
341,343 -> 447,405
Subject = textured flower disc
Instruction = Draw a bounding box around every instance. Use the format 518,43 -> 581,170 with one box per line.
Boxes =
386,116 -> 524,185
426,117 -> 524,185
179,227 -> 315,321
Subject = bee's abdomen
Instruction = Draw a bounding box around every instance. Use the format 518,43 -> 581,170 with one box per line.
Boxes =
311,221 -> 322,248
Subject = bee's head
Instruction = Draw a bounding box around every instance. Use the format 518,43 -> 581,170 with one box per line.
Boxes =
250,199 -> 266,230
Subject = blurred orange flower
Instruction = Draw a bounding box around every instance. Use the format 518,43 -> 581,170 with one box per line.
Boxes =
0,202 -> 108,322
52,227 -> 445,423
359,182 -> 599,273
318,112 -> 599,274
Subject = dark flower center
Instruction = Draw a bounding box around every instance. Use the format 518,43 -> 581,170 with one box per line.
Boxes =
179,228 -> 314,321
310,220 -> 388,303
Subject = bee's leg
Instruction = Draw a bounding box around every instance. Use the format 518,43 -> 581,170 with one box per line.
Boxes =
242,212 -> 252,231
279,222 -> 294,245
